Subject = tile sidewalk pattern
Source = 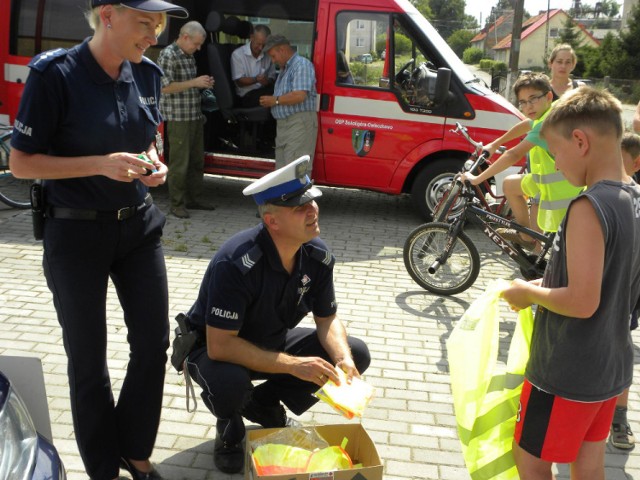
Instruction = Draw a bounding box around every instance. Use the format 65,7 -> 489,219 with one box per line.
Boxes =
1,175 -> 640,479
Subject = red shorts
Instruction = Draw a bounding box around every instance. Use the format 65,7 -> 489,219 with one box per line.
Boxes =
514,379 -> 617,463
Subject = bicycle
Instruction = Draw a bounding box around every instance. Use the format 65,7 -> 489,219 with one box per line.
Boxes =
0,125 -> 31,209
404,126 -> 553,296
431,122 -> 511,223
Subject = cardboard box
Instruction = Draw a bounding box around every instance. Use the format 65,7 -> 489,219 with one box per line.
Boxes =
244,423 -> 382,480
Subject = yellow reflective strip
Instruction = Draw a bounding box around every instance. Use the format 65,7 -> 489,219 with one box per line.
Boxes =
470,451 -> 517,480
457,395 -> 519,445
537,171 -> 567,184
487,373 -> 524,393
539,198 -> 573,210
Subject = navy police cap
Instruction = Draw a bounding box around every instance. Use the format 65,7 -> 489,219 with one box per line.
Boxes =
243,156 -> 322,207
91,0 -> 189,18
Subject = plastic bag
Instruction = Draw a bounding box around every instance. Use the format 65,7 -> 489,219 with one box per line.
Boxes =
447,279 -> 534,480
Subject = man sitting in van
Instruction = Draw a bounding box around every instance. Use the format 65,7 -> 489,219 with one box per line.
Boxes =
231,24 -> 276,108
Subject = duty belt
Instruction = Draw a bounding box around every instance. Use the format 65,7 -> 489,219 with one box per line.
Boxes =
46,193 -> 153,221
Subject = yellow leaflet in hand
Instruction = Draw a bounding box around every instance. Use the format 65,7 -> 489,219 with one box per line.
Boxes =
315,368 -> 375,419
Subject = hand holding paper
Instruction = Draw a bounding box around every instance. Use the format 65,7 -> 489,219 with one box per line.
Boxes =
315,368 -> 375,419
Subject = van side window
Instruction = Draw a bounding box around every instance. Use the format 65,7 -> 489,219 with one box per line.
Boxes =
9,0 -> 170,60
392,17 -> 438,108
335,12 -> 389,88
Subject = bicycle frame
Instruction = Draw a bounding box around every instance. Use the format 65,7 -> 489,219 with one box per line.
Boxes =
432,193 -> 553,279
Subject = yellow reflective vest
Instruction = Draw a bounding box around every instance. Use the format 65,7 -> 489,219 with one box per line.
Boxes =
520,108 -> 584,233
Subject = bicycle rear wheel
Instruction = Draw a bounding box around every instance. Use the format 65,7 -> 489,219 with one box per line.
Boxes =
432,182 -> 462,222
403,222 -> 480,295
0,135 -> 31,209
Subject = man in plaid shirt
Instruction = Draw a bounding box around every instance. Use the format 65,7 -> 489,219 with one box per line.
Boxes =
259,34 -> 318,171
158,21 -> 215,218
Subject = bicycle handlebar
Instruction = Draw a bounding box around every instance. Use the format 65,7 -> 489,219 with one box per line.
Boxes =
451,122 -> 506,156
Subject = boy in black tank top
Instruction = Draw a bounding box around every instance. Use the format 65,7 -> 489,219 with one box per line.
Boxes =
502,87 -> 640,479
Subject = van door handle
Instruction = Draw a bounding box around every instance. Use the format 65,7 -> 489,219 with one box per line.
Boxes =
320,93 -> 330,111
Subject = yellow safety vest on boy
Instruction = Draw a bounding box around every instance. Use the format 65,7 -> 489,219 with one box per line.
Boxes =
520,108 -> 583,232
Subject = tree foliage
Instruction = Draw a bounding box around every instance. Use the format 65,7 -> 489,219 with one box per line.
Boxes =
570,0 -> 620,18
462,47 -> 484,64
618,3 -> 640,78
410,0 -> 432,19
579,3 -> 640,80
557,16 -> 583,48
447,29 -> 475,57
428,0 -> 466,39
463,14 -> 479,30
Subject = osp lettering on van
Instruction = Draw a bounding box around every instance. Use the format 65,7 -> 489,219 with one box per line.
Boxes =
211,307 -> 239,320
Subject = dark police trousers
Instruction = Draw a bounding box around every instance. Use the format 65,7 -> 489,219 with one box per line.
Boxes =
186,327 -> 371,443
42,204 -> 169,480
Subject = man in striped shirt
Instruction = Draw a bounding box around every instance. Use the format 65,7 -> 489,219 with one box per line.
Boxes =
259,34 -> 318,172
158,21 -> 215,218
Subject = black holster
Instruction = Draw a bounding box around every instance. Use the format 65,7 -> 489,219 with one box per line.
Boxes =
30,180 -> 45,241
170,313 -> 205,372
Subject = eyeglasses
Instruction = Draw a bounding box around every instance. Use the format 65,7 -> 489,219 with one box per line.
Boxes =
517,93 -> 547,109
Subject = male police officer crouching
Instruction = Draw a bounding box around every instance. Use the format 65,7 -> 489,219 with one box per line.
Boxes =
182,156 -> 371,473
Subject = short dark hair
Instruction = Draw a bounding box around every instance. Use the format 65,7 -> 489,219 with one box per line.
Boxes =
540,86 -> 623,141
253,24 -> 271,36
513,72 -> 551,97
622,132 -> 640,159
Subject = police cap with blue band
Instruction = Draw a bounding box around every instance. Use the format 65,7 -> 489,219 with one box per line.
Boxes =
91,0 -> 189,18
243,156 -> 322,207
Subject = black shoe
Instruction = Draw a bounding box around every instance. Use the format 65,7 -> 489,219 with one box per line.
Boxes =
120,457 -> 164,480
241,396 -> 288,428
214,435 -> 244,473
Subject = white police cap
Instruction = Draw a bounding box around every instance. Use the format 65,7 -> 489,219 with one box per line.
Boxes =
243,156 -> 322,206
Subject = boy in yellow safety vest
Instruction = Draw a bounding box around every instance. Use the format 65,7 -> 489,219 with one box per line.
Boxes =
461,72 -> 583,251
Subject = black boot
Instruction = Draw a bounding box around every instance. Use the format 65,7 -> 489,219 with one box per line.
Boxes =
213,418 -> 245,474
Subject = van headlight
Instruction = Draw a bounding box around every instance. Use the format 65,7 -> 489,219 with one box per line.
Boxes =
0,388 -> 39,480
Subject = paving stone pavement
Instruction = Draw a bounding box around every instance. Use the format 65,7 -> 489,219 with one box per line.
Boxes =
1,174 -> 640,480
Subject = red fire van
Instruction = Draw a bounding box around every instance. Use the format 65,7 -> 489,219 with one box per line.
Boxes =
0,0 -> 523,218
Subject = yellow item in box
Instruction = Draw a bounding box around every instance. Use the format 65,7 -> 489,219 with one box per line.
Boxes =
306,439 -> 353,472
245,424 -> 383,480
252,444 -> 311,475
315,368 -> 375,419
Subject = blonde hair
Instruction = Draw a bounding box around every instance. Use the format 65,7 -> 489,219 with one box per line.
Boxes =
85,5 -> 167,36
549,44 -> 577,65
540,86 -> 623,141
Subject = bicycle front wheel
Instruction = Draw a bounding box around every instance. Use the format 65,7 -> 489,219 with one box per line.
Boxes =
0,133 -> 30,209
0,170 -> 31,209
403,222 -> 480,295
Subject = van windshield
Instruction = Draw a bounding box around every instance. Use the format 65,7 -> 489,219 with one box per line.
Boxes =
400,2 -> 475,84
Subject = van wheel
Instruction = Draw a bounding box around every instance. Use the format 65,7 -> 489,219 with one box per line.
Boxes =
411,159 -> 464,220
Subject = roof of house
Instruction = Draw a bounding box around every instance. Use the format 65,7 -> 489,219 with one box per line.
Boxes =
493,9 -> 599,50
470,13 -> 513,43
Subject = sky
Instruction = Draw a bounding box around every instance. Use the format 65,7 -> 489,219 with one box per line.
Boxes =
466,1 -> 580,24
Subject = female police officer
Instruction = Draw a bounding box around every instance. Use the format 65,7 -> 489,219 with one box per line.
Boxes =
9,1 -> 188,479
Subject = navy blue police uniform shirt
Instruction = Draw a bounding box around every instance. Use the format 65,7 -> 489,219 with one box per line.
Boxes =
11,39 -> 162,210
188,224 -> 338,351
